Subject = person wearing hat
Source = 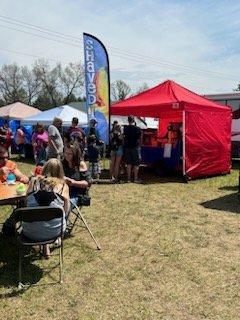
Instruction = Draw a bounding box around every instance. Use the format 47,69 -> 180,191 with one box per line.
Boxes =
123,116 -> 142,183
85,119 -> 100,142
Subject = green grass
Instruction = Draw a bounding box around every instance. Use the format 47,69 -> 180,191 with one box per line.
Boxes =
0,159 -> 239,320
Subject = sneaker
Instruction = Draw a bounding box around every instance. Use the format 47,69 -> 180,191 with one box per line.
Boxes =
134,179 -> 143,184
54,237 -> 61,247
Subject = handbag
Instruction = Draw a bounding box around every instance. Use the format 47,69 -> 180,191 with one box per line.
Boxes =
77,193 -> 91,206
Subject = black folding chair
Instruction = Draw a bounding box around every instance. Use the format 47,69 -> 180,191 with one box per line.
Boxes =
65,199 -> 101,250
14,206 -> 65,289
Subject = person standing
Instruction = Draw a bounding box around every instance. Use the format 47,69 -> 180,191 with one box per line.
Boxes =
32,123 -> 49,165
109,122 -> 123,182
85,119 -> 100,142
0,122 -> 13,157
123,116 -> 142,183
87,135 -> 101,181
47,118 -> 64,160
68,117 -> 85,152
68,117 -> 85,140
15,125 -> 26,158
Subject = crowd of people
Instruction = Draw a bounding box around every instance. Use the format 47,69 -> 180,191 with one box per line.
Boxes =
0,114 -> 143,183
0,115 -> 143,258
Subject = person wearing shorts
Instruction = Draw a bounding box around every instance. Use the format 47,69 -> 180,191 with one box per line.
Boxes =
123,116 -> 142,183
87,134 -> 101,181
109,122 -> 124,182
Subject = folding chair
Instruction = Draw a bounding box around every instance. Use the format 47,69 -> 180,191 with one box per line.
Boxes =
65,200 -> 101,250
14,206 -> 65,289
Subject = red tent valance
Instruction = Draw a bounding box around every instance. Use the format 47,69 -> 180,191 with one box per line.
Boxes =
111,80 -> 229,117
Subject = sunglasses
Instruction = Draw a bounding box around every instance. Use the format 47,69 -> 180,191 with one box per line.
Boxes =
0,156 -> 8,160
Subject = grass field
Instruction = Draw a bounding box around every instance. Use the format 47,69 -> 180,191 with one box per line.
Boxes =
0,159 -> 239,320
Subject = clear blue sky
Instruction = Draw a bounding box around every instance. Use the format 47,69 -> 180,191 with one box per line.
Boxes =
0,0 -> 239,94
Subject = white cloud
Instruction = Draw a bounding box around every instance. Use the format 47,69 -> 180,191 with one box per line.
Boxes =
0,0 -> 239,94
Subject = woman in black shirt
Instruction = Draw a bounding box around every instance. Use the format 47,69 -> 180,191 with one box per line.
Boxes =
63,143 -> 91,207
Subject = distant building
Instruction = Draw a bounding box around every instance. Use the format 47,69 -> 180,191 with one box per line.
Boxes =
205,93 -> 240,158
204,93 -> 240,111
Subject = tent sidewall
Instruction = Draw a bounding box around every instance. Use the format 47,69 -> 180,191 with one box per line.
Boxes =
184,108 -> 231,179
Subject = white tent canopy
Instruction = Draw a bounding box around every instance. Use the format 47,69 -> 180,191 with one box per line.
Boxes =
21,104 -> 88,126
0,102 -> 41,120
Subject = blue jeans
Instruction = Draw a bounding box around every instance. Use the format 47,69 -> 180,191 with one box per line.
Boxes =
70,197 -> 79,209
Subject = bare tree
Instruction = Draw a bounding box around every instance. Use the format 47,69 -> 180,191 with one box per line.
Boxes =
0,60 -> 85,109
135,82 -> 149,95
59,62 -> 84,104
0,63 -> 27,104
33,59 -> 62,107
21,66 -> 42,105
111,80 -> 131,101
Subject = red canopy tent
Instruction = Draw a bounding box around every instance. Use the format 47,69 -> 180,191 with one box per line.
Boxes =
111,80 -> 232,179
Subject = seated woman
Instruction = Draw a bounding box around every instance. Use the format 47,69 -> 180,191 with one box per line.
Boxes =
0,146 -> 29,183
22,158 -> 70,258
62,143 -> 91,208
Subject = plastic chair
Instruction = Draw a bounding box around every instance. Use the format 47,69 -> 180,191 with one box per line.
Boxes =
14,206 -> 65,289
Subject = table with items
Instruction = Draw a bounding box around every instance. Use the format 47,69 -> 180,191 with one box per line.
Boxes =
0,182 -> 27,206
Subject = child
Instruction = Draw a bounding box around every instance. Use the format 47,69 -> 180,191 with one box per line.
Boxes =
87,134 -> 101,181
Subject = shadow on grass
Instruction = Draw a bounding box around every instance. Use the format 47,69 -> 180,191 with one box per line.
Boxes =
218,186 -> 238,191
99,167 -> 184,185
200,192 -> 240,214
0,235 -> 42,295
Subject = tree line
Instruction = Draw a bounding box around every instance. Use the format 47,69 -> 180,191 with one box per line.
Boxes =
0,60 -> 149,110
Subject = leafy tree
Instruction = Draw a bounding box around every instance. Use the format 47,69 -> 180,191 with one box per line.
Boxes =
33,91 -> 55,110
111,80 -> 131,101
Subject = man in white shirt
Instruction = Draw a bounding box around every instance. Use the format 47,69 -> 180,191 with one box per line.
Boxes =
47,118 -> 63,160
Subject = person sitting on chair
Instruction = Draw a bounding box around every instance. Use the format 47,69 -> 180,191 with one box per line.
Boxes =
23,158 -> 70,258
0,146 -> 29,183
62,143 -> 91,208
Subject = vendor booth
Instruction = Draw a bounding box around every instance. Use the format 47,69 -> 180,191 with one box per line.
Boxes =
0,102 -> 42,157
111,80 -> 231,180
0,102 -> 41,148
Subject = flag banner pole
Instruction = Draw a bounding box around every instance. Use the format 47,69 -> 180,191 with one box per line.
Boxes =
83,33 -> 110,145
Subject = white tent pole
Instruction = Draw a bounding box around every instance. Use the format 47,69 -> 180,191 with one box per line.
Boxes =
182,111 -> 186,176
